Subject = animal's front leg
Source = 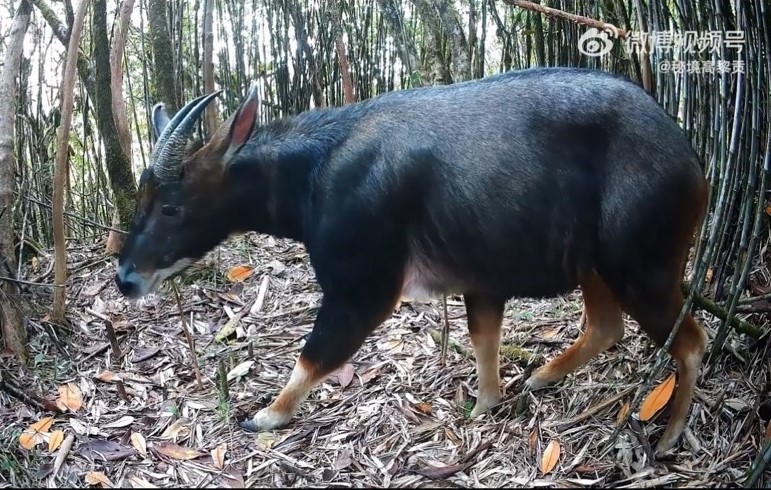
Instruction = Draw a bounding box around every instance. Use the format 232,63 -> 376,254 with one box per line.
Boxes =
239,293 -> 400,432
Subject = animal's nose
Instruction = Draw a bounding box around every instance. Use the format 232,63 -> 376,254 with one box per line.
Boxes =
115,271 -> 138,297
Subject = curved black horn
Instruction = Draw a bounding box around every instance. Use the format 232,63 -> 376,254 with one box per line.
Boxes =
152,94 -> 209,159
153,91 -> 222,181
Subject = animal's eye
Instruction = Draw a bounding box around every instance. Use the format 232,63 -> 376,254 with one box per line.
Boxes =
161,205 -> 180,217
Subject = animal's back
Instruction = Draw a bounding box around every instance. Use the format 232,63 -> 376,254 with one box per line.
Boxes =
310,67 -> 706,301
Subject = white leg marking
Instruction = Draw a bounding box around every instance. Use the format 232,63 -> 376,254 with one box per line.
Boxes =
242,359 -> 317,432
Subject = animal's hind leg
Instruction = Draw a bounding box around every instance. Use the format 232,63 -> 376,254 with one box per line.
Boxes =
464,293 -> 505,417
621,288 -> 707,454
657,313 -> 705,453
526,272 -> 624,389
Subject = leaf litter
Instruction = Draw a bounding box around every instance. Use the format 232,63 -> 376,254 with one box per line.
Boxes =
0,234 -> 768,487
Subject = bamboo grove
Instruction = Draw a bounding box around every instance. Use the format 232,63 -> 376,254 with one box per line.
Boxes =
0,0 -> 769,363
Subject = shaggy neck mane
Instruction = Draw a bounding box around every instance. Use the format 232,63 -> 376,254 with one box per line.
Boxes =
225,103 -> 367,244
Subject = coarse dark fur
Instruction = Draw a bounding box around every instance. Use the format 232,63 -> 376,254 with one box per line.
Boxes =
116,67 -> 709,453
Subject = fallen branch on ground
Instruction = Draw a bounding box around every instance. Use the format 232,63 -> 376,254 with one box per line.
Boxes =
682,283 -> 764,338
743,438 -> 771,488
547,386 -> 635,428
0,374 -> 48,411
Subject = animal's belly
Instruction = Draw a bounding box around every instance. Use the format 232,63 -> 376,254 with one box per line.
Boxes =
400,256 -> 456,302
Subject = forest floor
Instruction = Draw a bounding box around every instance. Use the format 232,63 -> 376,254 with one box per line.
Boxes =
1,232 -> 770,488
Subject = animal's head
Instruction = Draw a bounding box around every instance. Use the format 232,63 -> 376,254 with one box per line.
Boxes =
115,86 -> 261,299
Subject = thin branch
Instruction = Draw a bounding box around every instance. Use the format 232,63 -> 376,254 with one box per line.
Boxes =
0,275 -> 64,288
171,280 -> 204,390
24,195 -> 127,235
500,0 -> 628,38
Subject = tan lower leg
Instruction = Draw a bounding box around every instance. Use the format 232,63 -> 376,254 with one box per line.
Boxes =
242,357 -> 322,432
465,294 -> 504,418
470,330 -> 502,417
656,315 -> 706,453
527,273 -> 623,388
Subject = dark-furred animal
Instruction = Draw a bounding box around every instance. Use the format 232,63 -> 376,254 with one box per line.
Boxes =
115,67 -> 709,454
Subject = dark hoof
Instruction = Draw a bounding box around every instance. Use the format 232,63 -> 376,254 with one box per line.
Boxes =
239,418 -> 260,432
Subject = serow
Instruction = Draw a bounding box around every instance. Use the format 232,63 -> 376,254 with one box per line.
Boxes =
115,67 -> 709,455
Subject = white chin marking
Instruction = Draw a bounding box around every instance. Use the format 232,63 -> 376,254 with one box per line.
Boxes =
133,259 -> 194,298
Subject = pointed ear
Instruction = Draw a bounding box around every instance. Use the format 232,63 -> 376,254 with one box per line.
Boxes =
196,83 -> 260,166
151,103 -> 171,141
223,82 -> 260,160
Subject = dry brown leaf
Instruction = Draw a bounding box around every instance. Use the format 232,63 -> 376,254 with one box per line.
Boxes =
95,371 -> 121,383
83,279 -> 108,297
85,471 -> 113,487
454,383 -> 466,408
358,366 -> 381,385
640,374 -> 676,422
616,402 -> 631,427
378,335 -> 404,354
130,432 -> 147,458
70,418 -> 98,436
705,267 -> 714,283
78,439 -> 134,461
160,418 -> 190,441
765,420 -> 771,443
211,443 -> 227,470
226,361 -> 254,381
56,382 -> 84,412
540,440 -> 560,475
724,398 -> 749,412
414,462 -> 472,480
333,448 -> 353,470
126,476 -> 156,488
153,441 -> 202,460
331,363 -> 355,388
103,416 -> 134,429
444,427 -> 461,445
48,429 -> 64,453
19,417 -> 54,450
415,402 -> 433,415
226,265 -> 253,283
528,430 -> 538,457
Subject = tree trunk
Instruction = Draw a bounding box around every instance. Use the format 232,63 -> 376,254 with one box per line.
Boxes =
411,0 -> 452,84
148,0 -> 178,114
31,0 -> 138,241
330,0 -> 355,104
377,0 -> 423,87
412,0 -> 472,83
202,0 -> 218,138
29,0 -> 95,96
105,0 -> 135,255
93,0 -> 138,232
0,0 -> 32,362
52,0 -> 89,322
110,0 -> 134,159
289,1 -> 325,109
